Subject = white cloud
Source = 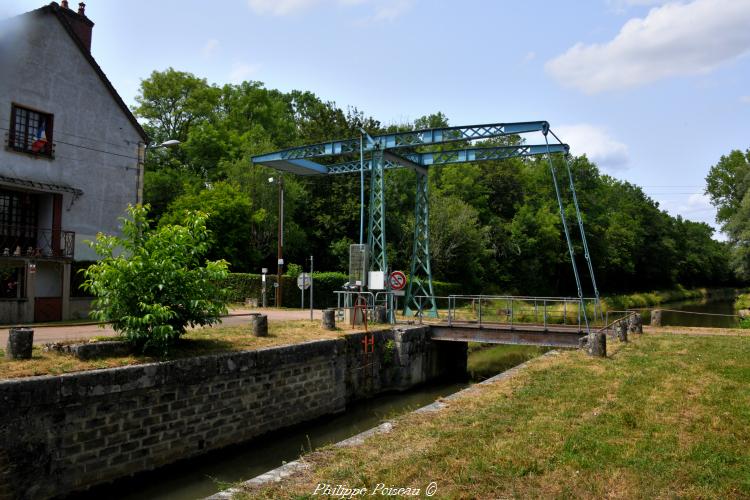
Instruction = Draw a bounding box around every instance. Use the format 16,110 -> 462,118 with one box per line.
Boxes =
524,51 -> 536,63
201,39 -> 219,58
247,0 -> 412,19
741,96 -> 750,104
546,0 -> 750,93
229,62 -> 262,83
556,124 -> 629,171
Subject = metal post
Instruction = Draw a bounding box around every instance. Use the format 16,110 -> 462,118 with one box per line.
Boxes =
367,149 -> 388,274
563,300 -> 567,325
510,298 -> 514,326
544,300 -> 547,329
261,268 -> 267,308
301,277 -> 304,310
563,153 -> 602,321
360,133 -> 365,245
309,255 -> 314,321
275,176 -> 284,308
405,170 -> 437,317
478,297 -> 483,328
544,134 -> 589,334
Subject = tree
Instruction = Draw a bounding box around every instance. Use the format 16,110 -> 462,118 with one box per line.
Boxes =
705,148 -> 750,279
705,148 -> 750,225
83,205 -> 229,354
160,181 -> 267,272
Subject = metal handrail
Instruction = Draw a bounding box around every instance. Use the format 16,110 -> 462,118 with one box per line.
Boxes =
408,294 -> 601,334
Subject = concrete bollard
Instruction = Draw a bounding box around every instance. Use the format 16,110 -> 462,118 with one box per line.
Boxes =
322,308 -> 336,330
374,306 -> 387,324
251,314 -> 268,337
6,328 -> 34,359
588,331 -> 606,357
650,309 -> 662,327
617,320 -> 629,342
629,313 -> 643,334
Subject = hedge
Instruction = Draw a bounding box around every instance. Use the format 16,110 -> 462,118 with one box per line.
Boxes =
222,272 -> 462,309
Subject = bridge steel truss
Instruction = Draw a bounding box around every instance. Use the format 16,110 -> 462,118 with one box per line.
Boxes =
252,120 -> 601,325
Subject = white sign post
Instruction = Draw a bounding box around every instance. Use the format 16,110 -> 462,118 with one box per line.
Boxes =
297,272 -> 311,310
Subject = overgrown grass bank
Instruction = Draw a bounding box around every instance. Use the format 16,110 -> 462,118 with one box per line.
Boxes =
245,333 -> 750,499
0,321 -> 356,379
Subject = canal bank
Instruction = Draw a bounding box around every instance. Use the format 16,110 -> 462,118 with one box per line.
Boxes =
75,344 -> 547,500
0,326 -> 465,499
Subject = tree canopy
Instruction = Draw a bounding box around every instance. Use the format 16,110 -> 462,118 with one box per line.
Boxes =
133,68 -> 737,295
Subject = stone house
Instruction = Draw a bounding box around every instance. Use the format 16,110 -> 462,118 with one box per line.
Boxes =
0,2 -> 148,324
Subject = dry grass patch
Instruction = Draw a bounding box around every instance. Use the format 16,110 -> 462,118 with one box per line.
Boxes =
0,320 -> 360,379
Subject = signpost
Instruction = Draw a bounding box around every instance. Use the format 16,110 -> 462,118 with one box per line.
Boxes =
389,271 -> 406,291
298,272 -> 311,310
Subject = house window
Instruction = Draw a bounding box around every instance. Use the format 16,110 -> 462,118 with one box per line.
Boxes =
0,265 -> 25,299
8,104 -> 54,156
0,190 -> 38,255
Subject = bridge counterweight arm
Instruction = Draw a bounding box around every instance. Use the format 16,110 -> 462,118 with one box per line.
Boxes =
325,143 -> 569,174
251,121 -> 550,165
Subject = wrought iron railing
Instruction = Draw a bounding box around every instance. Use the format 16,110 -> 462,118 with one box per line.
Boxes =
0,225 -> 75,258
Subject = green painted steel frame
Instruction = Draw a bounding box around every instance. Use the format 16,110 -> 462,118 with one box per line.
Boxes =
404,171 -> 437,318
252,121 -> 600,325
367,149 -> 388,274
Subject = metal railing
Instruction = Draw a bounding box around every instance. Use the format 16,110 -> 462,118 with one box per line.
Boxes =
0,225 -> 75,258
332,290 -> 399,325
407,294 -> 603,332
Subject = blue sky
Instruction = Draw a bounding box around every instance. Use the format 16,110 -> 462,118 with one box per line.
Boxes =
4,0 -> 749,237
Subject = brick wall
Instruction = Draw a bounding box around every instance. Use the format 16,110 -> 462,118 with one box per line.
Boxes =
0,326 -> 466,499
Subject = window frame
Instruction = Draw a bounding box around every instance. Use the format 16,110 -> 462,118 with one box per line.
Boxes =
8,103 -> 55,158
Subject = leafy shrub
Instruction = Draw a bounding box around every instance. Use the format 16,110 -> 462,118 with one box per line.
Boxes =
83,205 -> 229,354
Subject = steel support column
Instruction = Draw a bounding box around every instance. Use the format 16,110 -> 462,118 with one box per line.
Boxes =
405,171 -> 437,317
367,149 -> 388,274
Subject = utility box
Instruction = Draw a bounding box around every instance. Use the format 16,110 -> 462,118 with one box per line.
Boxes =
349,244 -> 368,287
368,271 -> 385,290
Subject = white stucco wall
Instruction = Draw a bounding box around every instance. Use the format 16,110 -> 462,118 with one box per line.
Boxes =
0,11 -> 143,262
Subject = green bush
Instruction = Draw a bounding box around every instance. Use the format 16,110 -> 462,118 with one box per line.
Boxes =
83,205 -> 229,354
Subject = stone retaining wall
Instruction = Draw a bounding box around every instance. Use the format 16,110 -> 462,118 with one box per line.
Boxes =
0,326 -> 465,499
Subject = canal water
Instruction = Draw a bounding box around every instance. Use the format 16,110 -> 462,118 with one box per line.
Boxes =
641,298 -> 740,329
75,344 -> 547,500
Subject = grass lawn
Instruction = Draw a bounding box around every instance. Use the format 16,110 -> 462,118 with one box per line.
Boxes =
242,333 -> 750,499
0,320 -> 358,379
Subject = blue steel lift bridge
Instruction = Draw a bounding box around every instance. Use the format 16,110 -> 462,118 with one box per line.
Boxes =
252,120 -> 600,327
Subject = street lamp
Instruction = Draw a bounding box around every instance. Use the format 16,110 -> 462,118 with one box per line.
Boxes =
268,175 -> 284,308
138,139 -> 180,204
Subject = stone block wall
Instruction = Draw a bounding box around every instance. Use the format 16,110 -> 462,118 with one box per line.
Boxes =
0,326 -> 466,499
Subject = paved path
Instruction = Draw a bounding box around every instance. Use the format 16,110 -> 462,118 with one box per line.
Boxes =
0,308 -> 321,345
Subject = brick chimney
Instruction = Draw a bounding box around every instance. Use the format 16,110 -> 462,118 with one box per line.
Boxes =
57,1 -> 94,51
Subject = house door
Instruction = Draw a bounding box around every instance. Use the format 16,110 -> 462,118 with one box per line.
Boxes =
35,297 -> 62,322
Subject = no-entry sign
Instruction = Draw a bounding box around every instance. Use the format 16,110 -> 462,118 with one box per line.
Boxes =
389,271 -> 406,291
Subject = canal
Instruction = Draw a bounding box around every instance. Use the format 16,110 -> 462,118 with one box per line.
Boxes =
74,344 -> 547,500
641,297 -> 740,328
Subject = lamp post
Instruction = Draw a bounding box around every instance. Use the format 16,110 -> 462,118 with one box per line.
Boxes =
268,175 -> 284,308
138,139 -> 180,204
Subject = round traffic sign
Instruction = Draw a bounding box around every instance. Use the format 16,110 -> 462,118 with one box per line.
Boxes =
297,273 -> 311,290
389,271 -> 406,291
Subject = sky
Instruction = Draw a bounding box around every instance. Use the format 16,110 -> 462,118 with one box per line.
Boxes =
3,0 -> 749,238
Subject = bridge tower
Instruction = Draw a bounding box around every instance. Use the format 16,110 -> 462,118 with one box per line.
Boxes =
251,121 -> 601,326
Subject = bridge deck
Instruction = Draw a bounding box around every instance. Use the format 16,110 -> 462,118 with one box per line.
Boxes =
429,321 -> 592,348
